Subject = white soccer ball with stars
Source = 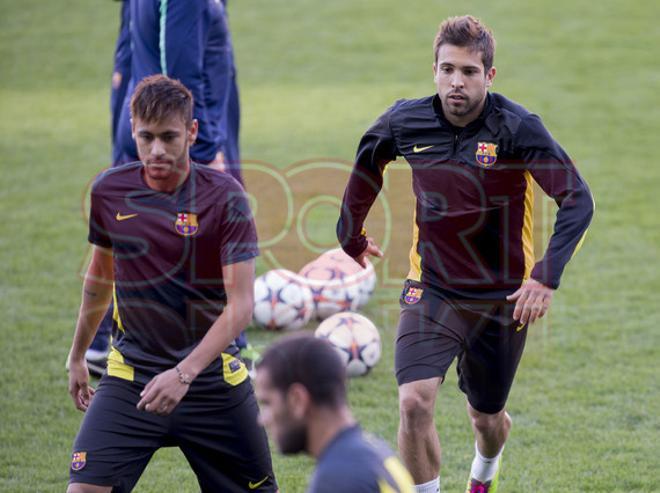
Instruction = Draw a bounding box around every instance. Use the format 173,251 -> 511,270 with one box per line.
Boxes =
314,312 -> 381,377
317,248 -> 377,308
299,255 -> 361,320
253,269 -> 314,331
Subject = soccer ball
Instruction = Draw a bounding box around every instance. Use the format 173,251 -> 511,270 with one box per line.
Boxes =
317,248 -> 377,308
314,312 -> 381,377
299,258 -> 360,320
253,269 -> 314,331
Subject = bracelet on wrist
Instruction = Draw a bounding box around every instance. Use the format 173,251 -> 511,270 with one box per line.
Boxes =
175,365 -> 192,385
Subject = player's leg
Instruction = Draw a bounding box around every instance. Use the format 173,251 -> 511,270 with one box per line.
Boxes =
173,377 -> 277,493
398,377 -> 442,486
457,301 -> 527,492
464,403 -> 510,493
113,80 -> 139,166
223,60 -> 243,184
110,40 -> 131,167
395,281 -> 466,492
467,403 -> 511,458
68,375 -> 165,493
222,4 -> 243,185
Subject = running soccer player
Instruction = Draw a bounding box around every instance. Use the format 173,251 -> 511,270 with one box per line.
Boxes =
336,16 -> 594,493
255,334 -> 415,493
66,75 -> 276,493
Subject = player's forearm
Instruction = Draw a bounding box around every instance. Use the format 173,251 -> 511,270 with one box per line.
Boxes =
531,184 -> 594,288
337,167 -> 384,258
337,125 -> 395,258
68,279 -> 113,362
178,296 -> 253,380
522,122 -> 595,288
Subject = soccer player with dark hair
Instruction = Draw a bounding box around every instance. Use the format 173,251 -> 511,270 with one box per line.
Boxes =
255,334 -> 415,493
86,0 -> 252,375
337,15 -> 594,493
66,75 -> 276,493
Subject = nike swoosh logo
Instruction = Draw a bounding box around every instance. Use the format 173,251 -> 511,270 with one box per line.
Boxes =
248,476 -> 269,489
413,145 -> 434,153
116,212 -> 138,221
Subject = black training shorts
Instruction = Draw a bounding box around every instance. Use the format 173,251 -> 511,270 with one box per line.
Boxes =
395,280 -> 528,414
69,375 -> 277,492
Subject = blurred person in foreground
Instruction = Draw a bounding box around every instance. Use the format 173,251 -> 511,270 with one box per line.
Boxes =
255,334 -> 415,493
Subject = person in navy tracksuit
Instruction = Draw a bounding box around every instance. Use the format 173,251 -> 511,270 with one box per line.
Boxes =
221,0 -> 242,178
114,0 -> 241,180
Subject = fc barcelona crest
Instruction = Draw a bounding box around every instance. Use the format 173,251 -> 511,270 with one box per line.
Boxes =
229,359 -> 241,373
71,451 -> 87,471
403,286 -> 423,305
475,142 -> 498,167
175,212 -> 198,236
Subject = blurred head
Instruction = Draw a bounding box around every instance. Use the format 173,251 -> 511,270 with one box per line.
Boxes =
432,16 -> 497,127
130,75 -> 198,190
255,334 -> 347,455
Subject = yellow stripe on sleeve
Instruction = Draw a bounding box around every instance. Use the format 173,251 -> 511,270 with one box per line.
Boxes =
379,480 -> 397,493
570,195 -> 594,259
383,457 -> 415,492
522,171 -> 535,279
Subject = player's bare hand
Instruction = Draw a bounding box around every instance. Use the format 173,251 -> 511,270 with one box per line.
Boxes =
137,368 -> 190,416
354,237 -> 383,269
209,151 -> 226,172
507,278 -> 554,326
68,357 -> 96,412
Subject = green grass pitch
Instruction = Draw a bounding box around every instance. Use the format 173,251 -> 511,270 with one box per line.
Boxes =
1,0 -> 659,491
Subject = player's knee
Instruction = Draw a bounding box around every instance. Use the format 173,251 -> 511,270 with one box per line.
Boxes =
399,391 -> 434,429
470,408 -> 510,435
